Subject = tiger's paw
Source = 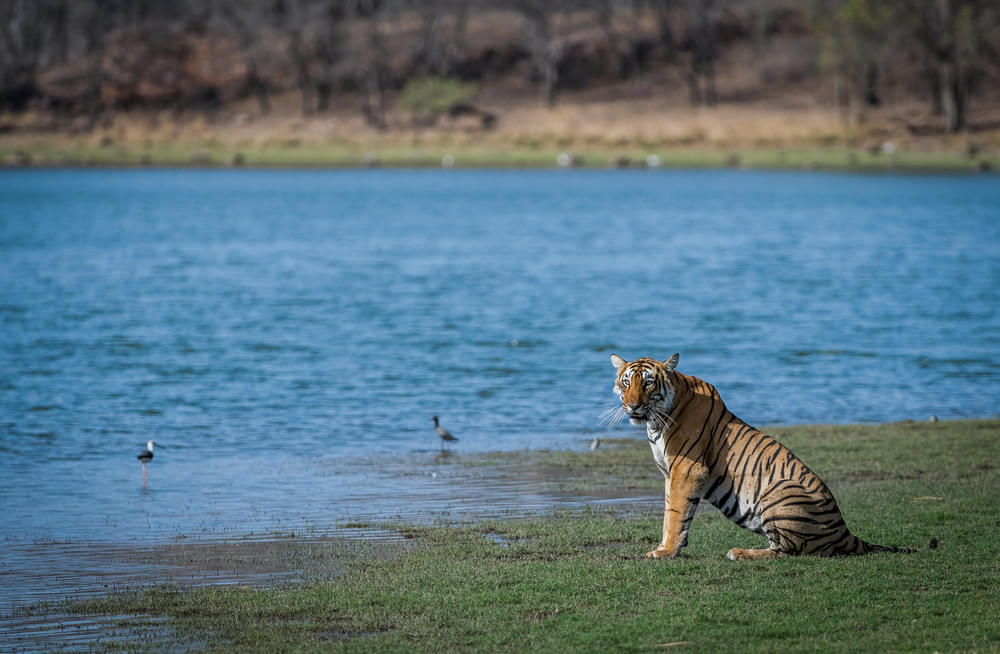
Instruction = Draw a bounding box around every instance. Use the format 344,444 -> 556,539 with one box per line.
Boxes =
647,547 -> 677,559
726,547 -> 784,561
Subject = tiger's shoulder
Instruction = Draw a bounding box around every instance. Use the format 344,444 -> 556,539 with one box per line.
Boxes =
672,371 -> 725,402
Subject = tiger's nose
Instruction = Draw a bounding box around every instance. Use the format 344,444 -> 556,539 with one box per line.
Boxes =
626,402 -> 643,414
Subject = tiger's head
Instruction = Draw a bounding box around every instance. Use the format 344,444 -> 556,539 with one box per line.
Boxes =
609,353 -> 680,427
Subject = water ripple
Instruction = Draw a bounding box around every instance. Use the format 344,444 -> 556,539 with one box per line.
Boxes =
0,168 -> 997,556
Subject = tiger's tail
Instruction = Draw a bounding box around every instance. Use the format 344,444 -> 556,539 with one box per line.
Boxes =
845,536 -> 937,555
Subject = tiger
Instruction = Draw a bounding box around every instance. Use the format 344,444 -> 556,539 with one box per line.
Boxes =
608,353 -> 917,560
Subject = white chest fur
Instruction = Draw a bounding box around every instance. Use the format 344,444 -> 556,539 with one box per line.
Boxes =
647,424 -> 669,478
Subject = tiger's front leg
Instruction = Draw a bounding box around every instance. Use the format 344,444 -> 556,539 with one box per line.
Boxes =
648,471 -> 702,559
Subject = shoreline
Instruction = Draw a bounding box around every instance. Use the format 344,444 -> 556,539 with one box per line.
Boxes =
0,435 -> 661,616
5,419 -> 998,651
1,146 -> 995,175
1,133 -> 996,174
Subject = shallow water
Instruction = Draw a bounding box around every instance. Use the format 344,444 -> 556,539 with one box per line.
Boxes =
1,168 -> 998,613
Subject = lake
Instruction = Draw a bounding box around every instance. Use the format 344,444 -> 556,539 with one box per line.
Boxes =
1,168 -> 998,555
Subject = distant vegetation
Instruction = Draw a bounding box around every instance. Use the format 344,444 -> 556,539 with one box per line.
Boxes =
1,0 -> 997,135
397,76 -> 478,116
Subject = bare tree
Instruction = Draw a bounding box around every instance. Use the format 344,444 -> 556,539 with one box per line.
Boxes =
745,0 -> 785,85
415,0 -> 446,76
909,0 -> 985,132
423,0 -> 472,79
515,0 -> 562,107
218,0 -> 272,115
352,0 -> 387,129
596,0 -> 636,81
683,0 -> 717,106
0,0 -> 76,110
314,0 -> 345,112
811,0 -> 900,121
0,1 -> 36,109
80,0 -> 119,128
649,0 -> 679,61
274,0 -> 318,115
447,0 -> 470,77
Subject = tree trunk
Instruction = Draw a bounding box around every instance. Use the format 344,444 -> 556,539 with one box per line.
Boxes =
835,68 -> 850,123
685,65 -> 701,105
517,2 -> 560,108
315,0 -> 341,112
249,65 -> 271,115
752,2 -> 768,84
541,43 -> 559,107
863,63 -> 880,107
921,0 -> 966,133
49,0 -> 71,64
704,60 -> 717,106
83,3 -> 107,130
445,2 -> 468,77
653,1 -> 677,61
361,0 -> 386,129
289,27 -> 315,115
926,66 -> 943,116
938,60 -> 964,132
686,0 -> 716,107
419,3 -> 444,75
85,49 -> 104,130
598,0 -> 634,80
220,1 -> 270,116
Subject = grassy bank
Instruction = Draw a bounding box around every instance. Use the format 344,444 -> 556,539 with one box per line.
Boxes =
1,140 -> 996,173
64,419 -> 1000,652
5,89 -> 1000,173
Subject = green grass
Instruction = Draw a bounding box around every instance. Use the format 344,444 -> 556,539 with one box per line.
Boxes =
1,141 -> 996,173
70,420 -> 1000,652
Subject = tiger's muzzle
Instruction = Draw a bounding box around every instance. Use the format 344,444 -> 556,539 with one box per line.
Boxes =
625,402 -> 649,424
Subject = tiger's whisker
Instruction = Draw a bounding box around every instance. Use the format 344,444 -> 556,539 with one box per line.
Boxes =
599,405 -> 628,431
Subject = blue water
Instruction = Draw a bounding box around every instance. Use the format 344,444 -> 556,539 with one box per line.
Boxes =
1,168 -> 999,548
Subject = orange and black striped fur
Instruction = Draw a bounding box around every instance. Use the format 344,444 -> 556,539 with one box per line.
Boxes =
609,353 -> 914,560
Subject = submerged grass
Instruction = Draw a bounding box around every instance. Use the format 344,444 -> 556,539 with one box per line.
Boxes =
71,420 -> 1000,652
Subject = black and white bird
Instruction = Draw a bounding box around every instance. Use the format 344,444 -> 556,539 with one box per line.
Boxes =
138,440 -> 156,464
138,440 -> 158,487
432,416 -> 458,450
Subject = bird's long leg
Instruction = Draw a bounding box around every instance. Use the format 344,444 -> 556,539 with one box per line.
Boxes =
142,462 -> 148,488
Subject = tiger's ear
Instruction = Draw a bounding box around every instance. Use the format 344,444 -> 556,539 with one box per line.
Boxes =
610,353 -> 628,372
663,353 -> 679,371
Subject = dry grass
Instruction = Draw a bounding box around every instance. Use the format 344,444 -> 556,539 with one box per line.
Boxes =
4,92 -> 997,151
3,75 -> 999,170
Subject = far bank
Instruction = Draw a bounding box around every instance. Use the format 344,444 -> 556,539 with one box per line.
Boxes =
3,97 -> 998,173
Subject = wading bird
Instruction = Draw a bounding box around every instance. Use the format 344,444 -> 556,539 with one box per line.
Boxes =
433,416 -> 458,450
138,440 -> 159,487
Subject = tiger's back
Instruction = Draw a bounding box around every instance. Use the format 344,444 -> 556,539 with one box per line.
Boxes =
701,403 -> 883,557
611,353 -> 911,560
